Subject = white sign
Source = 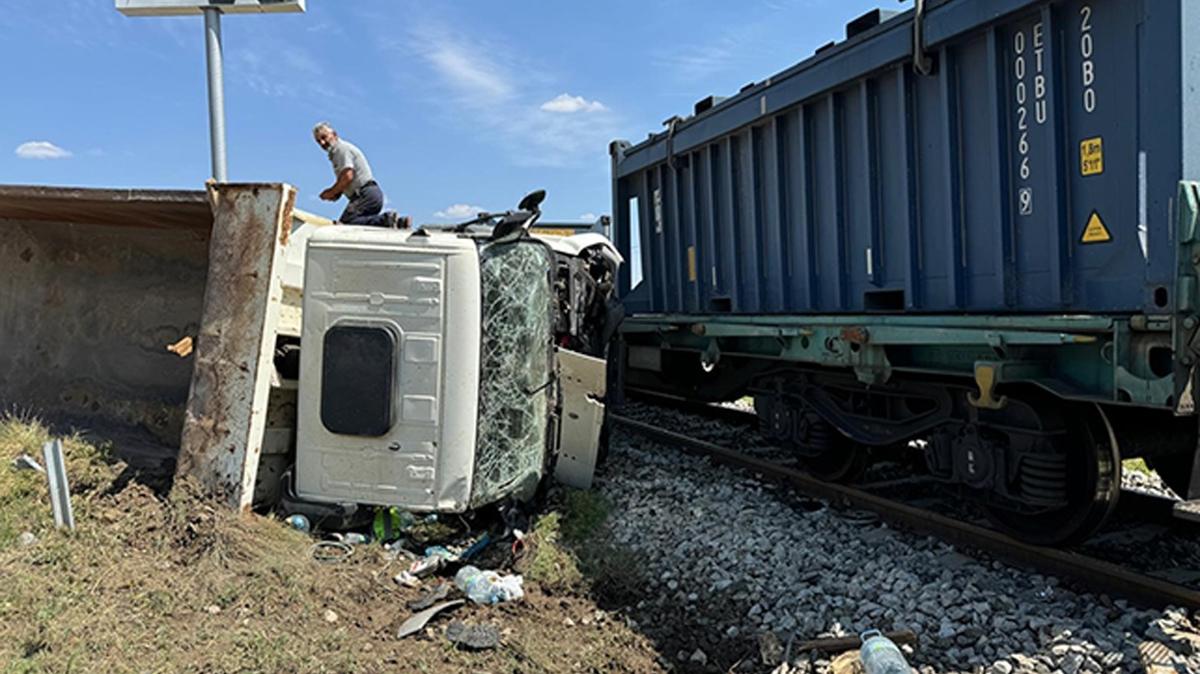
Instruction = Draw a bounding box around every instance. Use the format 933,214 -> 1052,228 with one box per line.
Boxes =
116,0 -> 305,16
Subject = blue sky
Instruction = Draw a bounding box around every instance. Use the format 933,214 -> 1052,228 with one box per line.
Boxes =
1,0 -> 883,224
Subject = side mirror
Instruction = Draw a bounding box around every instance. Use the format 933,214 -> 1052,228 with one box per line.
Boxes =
518,189 -> 546,213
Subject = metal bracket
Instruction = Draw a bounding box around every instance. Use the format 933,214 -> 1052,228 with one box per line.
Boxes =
968,363 -> 1009,410
912,0 -> 934,76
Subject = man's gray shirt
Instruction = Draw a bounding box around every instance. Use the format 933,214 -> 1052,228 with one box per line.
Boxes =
327,139 -> 375,199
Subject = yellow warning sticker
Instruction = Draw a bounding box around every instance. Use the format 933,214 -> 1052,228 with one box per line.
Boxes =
1081,211 -> 1112,244
1080,137 -> 1104,176
687,246 -> 698,282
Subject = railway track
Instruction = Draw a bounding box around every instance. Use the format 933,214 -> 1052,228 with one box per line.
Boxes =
609,396 -> 1200,612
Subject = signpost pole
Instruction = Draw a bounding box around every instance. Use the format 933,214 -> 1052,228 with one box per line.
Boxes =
202,7 -> 228,182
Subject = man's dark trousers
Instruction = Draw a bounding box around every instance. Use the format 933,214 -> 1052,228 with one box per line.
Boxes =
339,182 -> 390,226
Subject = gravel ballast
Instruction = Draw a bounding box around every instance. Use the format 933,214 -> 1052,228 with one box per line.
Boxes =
593,427 -> 1200,674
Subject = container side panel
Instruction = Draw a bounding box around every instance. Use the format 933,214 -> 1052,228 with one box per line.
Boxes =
1142,0 -> 1183,305
812,95 -> 840,311
876,67 -> 911,300
1063,0 -> 1144,310
843,82 -> 872,312
761,120 -> 787,311
735,132 -> 764,311
913,63 -> 952,308
783,107 -> 818,310
957,36 -> 1005,308
715,140 -> 739,308
611,0 -> 1185,316
696,148 -> 718,309
679,157 -> 701,313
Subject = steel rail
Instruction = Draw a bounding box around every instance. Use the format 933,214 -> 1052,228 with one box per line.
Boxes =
609,413 -> 1200,611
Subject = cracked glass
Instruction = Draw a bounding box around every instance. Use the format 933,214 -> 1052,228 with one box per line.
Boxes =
470,240 -> 554,507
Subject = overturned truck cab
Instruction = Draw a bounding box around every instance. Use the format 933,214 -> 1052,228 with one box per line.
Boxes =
289,194 -> 622,514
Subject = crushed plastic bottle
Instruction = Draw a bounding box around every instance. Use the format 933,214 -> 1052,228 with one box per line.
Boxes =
860,630 -> 913,674
454,565 -> 525,605
285,514 -> 311,533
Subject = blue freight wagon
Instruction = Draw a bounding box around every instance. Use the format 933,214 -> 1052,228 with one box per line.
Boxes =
612,0 -> 1200,544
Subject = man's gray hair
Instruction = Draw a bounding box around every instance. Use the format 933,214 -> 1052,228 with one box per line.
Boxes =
312,121 -> 335,136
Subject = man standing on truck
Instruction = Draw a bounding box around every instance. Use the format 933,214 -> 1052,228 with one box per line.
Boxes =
313,121 -> 405,228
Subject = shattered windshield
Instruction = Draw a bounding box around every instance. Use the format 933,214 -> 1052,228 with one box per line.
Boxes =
470,239 -> 555,507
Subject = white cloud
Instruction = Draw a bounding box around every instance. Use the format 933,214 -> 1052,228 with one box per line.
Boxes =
391,20 -> 621,168
434,203 -> 488,219
579,213 -> 599,222
540,94 -> 607,114
15,141 -> 72,160
427,46 -> 512,99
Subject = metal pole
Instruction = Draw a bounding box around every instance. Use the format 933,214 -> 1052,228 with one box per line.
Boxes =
203,7 -> 228,182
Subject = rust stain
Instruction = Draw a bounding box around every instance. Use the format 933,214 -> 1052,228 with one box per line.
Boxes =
175,183 -> 292,512
279,187 -> 297,247
840,327 -> 870,344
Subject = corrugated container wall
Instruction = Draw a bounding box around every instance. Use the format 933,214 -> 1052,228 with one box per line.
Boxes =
611,0 -> 1200,316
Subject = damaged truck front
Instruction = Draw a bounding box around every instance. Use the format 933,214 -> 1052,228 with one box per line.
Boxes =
0,183 -> 621,516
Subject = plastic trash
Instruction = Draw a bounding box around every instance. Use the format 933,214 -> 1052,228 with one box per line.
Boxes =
373,507 -> 416,542
859,630 -> 913,674
454,565 -> 525,605
285,514 -> 311,533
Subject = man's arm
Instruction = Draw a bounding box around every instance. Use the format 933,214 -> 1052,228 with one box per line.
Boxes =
320,168 -> 355,201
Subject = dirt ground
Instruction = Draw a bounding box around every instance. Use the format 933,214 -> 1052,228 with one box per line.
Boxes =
0,415 -> 670,674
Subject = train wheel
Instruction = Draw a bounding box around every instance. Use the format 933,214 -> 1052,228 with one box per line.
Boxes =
985,404 -> 1121,546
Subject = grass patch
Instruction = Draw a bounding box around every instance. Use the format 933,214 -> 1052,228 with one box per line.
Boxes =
521,511 -> 584,592
1124,458 -> 1152,475
519,489 -> 643,604
0,412 -> 116,548
560,489 -> 611,543
0,416 -> 665,672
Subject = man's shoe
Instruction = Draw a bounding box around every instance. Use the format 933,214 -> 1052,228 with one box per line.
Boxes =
384,211 -> 400,229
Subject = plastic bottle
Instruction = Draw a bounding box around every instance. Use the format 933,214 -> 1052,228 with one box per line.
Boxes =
859,630 -> 913,674
285,514 -> 310,533
454,565 -> 525,604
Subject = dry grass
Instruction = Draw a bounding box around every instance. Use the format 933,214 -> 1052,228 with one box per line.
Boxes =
0,415 -> 665,673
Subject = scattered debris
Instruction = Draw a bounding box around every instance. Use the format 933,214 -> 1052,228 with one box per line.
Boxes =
17,532 -> 37,547
1141,640 -> 1183,674
830,650 -> 864,674
166,336 -> 194,358
687,648 -> 708,666
454,565 -> 525,605
396,600 -> 464,639
407,583 -> 452,612
446,620 -> 501,651
285,514 -> 310,533
758,631 -> 785,666
310,541 -> 353,564
42,439 -> 74,530
11,454 -> 43,473
795,630 -> 918,656
859,629 -> 913,674
330,532 -> 369,545
373,507 -> 416,543
205,605 -> 222,615
322,609 -> 338,624
403,545 -> 461,580
393,571 -> 421,588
